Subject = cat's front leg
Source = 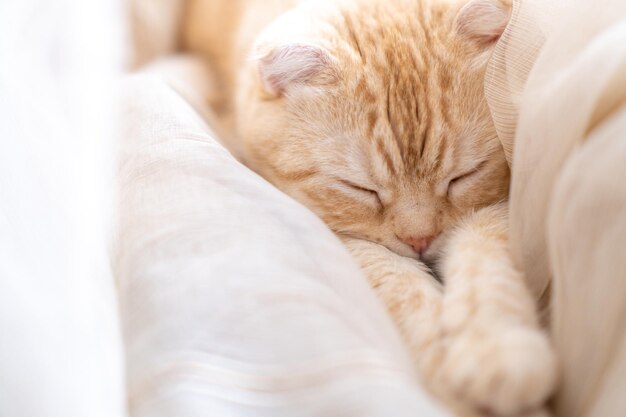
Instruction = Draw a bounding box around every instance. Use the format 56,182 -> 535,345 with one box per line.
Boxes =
434,204 -> 557,416
342,238 -> 444,378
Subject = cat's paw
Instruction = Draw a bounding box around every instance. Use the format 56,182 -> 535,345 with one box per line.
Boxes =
436,324 -> 557,416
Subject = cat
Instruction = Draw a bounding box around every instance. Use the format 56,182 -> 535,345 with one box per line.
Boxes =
184,0 -> 557,415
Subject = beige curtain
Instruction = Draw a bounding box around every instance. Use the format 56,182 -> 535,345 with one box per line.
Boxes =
485,1 -> 626,416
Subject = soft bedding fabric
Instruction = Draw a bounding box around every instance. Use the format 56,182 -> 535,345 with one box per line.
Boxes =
115,58 -> 450,417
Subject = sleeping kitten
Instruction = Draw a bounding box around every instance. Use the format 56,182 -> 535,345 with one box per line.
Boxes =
185,0 -> 557,415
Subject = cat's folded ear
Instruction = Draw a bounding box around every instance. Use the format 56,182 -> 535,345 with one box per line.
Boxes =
253,43 -> 338,97
455,0 -> 511,45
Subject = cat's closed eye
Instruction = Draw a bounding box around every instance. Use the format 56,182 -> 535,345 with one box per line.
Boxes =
339,180 -> 383,207
448,161 -> 487,193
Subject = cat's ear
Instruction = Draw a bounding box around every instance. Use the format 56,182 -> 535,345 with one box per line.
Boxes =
455,0 -> 511,45
254,43 -> 337,96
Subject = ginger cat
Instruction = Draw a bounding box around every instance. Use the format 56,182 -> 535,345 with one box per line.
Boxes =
184,0 -> 557,415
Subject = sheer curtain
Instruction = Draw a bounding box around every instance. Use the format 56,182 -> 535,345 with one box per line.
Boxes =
0,1 -> 126,416
485,1 -> 626,416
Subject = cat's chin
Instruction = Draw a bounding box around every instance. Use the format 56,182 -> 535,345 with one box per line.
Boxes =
382,240 -> 442,280
420,249 -> 439,265
420,235 -> 449,274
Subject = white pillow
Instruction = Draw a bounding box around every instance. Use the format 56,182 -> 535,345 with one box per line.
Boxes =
116,57 -> 450,417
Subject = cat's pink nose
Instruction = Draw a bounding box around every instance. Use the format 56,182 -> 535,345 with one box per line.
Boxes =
402,235 -> 434,255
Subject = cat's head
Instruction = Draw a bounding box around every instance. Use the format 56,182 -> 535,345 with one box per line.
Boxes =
237,0 -> 511,261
